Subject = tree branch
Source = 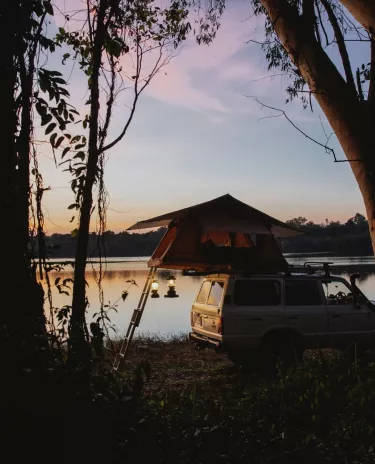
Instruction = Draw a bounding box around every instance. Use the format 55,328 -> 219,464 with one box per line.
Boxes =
369,37 -> 375,107
246,95 -> 362,163
338,0 -> 375,38
98,55 -> 116,151
101,39 -> 170,153
320,0 -> 356,95
315,0 -> 329,47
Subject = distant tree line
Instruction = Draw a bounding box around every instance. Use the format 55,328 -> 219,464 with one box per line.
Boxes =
42,213 -> 372,258
281,213 -> 371,256
44,227 -> 167,258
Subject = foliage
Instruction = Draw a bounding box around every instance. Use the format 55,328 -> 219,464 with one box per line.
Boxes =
250,0 -> 372,108
103,337 -> 375,463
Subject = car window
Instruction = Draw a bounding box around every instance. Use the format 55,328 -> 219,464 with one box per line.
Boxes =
196,281 -> 211,304
285,280 -> 322,306
207,281 -> 225,306
322,280 -> 353,305
233,280 -> 281,306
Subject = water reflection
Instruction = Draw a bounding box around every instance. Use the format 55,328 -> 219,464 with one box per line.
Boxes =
44,257 -> 375,336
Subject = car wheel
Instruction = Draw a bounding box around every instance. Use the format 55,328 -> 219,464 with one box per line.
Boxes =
261,332 -> 304,367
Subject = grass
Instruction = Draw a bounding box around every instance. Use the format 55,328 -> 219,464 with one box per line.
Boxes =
108,335 -> 375,463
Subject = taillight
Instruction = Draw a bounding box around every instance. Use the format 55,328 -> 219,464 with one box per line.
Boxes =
218,316 -> 223,334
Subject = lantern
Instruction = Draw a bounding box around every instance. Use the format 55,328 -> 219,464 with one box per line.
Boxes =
151,280 -> 160,298
165,275 -> 179,298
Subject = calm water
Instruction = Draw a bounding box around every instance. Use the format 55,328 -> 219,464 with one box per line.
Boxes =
45,256 -> 375,336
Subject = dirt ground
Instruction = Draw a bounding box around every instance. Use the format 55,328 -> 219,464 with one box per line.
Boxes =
118,336 -> 244,398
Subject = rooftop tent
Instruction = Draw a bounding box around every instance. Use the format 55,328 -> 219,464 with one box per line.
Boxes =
128,194 -> 304,273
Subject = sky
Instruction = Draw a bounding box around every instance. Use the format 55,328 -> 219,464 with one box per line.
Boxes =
38,0 -> 370,234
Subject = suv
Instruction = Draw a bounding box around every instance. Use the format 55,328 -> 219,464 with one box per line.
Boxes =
189,268 -> 375,364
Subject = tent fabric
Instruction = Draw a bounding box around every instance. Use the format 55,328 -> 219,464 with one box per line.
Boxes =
128,194 -> 303,238
129,194 -> 304,273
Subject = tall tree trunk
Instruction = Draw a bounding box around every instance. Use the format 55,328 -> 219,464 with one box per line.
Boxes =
339,0 -> 375,37
70,0 -> 108,361
260,0 -> 375,252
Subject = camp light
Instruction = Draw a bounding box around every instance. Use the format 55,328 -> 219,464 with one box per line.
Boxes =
151,280 -> 160,298
165,275 -> 179,298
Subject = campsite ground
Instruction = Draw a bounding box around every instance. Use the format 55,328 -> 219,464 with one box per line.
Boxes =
111,336 -> 375,463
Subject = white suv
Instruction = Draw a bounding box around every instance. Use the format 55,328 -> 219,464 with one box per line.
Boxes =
189,269 -> 375,364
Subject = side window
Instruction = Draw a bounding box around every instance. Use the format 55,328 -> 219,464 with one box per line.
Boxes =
322,280 -> 353,305
207,281 -> 225,306
196,281 -> 211,304
285,280 -> 322,306
233,280 -> 281,306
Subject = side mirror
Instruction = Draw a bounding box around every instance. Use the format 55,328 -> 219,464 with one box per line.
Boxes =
350,273 -> 361,287
349,273 -> 361,308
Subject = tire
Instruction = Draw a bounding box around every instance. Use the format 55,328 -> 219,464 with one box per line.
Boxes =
260,332 -> 304,367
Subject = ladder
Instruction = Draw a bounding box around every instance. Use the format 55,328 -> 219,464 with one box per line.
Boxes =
112,266 -> 157,372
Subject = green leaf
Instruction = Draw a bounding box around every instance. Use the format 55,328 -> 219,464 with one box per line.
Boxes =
46,70 -> 63,77
106,39 -> 122,58
122,291 -> 128,301
69,216 -> 75,223
53,77 -> 66,85
62,147 -> 70,158
54,277 -> 61,285
45,122 -> 56,135
35,102 -> 46,117
71,228 -> 79,238
75,143 -> 86,150
43,1 -> 54,16
74,151 -> 85,160
55,136 -> 64,148
50,133 -> 57,146
59,27 -> 65,35
68,203 -> 79,210
41,113 -> 52,126
70,135 -> 80,143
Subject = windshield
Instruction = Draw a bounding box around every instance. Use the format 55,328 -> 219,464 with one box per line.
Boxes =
322,278 -> 370,305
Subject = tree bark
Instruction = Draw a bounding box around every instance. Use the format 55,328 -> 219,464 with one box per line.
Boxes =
70,0 -> 108,361
260,0 -> 375,252
339,0 -> 375,38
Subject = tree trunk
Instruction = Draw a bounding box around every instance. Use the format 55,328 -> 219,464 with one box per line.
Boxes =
260,0 -> 375,252
70,0 -> 108,362
339,0 -> 375,37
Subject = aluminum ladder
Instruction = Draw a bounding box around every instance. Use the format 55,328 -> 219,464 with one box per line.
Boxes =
112,266 -> 157,372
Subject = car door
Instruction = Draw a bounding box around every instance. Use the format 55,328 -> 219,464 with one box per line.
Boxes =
323,278 -> 373,345
225,278 -> 284,349
284,279 -> 328,348
191,279 -> 225,341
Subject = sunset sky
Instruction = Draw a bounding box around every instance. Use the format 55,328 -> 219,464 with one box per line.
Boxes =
38,0 -> 369,234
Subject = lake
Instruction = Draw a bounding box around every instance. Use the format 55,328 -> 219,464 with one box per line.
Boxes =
45,256 -> 375,337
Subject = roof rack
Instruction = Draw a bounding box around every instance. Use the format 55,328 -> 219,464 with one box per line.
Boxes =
287,262 -> 338,277
182,262 -> 340,278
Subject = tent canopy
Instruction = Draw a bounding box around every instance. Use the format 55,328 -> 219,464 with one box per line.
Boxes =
128,194 -> 303,238
128,194 -> 304,273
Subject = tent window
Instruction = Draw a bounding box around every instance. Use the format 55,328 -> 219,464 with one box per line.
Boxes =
201,232 -> 255,248
196,281 -> 211,304
207,281 -> 225,306
234,280 -> 281,306
201,231 -> 230,247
